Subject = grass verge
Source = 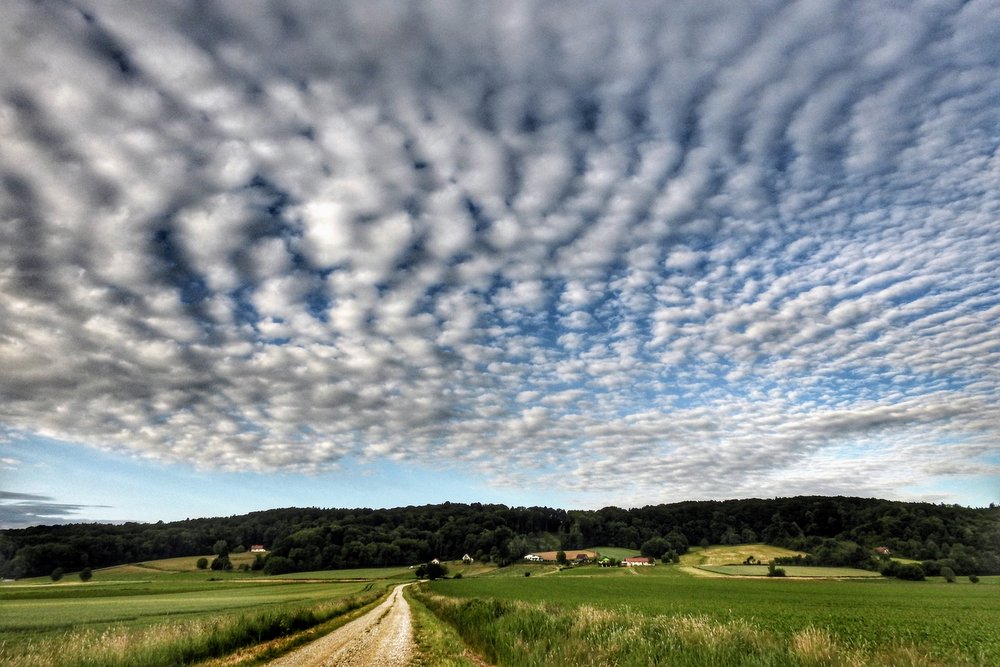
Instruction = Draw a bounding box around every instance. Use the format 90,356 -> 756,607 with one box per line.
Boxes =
405,586 -> 484,666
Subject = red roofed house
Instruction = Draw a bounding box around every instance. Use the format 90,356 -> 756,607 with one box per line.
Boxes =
250,544 -> 266,553
622,556 -> 653,566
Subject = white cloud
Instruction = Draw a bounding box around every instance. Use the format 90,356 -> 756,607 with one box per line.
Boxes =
0,0 -> 998,506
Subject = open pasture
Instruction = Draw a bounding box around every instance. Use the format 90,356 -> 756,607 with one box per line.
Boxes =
427,569 -> 1000,664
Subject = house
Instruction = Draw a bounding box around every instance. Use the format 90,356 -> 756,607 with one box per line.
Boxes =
874,546 -> 891,556
430,558 -> 441,565
462,554 -> 474,564
598,557 -> 613,567
574,553 -> 590,563
524,554 -> 544,562
622,556 -> 653,566
250,545 -> 266,553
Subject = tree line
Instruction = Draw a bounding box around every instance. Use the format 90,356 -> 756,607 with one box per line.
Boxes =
1,496 -> 997,579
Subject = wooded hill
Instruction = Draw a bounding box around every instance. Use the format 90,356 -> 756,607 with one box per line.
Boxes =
2,496 -> 998,579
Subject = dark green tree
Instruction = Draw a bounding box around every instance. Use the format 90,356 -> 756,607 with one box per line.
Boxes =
50,567 -> 65,582
79,567 -> 93,582
196,557 -> 208,570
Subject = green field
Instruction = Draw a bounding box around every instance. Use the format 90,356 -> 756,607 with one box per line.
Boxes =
0,560 -> 408,667
424,565 -> 1000,664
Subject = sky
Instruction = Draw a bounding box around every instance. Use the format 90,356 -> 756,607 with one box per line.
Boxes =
2,0 -> 999,529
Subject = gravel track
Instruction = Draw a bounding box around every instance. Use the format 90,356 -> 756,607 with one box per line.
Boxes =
265,583 -> 415,666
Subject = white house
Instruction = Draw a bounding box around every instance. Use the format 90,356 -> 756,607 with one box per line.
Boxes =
524,554 -> 544,562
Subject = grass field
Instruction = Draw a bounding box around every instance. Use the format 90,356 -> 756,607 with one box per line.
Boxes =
0,558 -> 406,667
424,563 -> 1000,664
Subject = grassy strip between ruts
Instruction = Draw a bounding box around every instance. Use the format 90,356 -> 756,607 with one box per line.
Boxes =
0,589 -> 384,667
410,586 -> 954,667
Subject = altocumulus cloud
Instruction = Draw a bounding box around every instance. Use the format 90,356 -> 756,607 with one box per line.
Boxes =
1,0 -> 999,506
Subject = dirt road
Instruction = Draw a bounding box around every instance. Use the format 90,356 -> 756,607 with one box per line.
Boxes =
266,583 -> 415,666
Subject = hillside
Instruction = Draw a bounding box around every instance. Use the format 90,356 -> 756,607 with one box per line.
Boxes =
2,497 -> 998,579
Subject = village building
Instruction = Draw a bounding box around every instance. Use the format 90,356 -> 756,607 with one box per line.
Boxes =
622,556 -> 653,566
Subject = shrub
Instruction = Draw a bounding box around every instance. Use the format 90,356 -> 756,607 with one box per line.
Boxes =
767,564 -> 786,577
941,566 -> 956,583
196,557 -> 209,570
415,561 -> 448,580
895,563 -> 925,581
50,567 -> 65,582
263,556 -> 295,575
969,575 -> 980,583
79,567 -> 93,582
211,555 -> 233,571
524,571 -> 531,577
453,572 -> 463,579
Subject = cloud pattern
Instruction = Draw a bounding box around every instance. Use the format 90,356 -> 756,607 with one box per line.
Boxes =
1,0 -> 999,506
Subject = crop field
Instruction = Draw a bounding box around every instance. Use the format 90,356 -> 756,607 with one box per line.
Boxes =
425,566 -> 1000,664
0,561 -> 406,667
682,543 -> 806,566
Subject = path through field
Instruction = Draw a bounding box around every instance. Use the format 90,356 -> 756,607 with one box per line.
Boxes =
266,583 -> 414,666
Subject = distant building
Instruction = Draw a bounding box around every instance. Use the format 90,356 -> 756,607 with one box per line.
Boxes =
250,545 -> 266,553
574,553 -> 590,563
874,546 -> 891,556
622,556 -> 653,566
462,554 -> 474,564
524,554 -> 544,562
431,558 -> 441,565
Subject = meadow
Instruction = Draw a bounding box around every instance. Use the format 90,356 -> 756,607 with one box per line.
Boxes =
0,559 -> 413,667
422,561 -> 1000,665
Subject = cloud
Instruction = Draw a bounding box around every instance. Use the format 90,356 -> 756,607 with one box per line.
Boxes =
1,0 -> 999,506
0,491 -> 110,528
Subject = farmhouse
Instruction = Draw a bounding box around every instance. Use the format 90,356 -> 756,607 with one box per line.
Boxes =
874,546 -> 891,556
462,554 -> 474,564
622,556 -> 653,566
524,554 -> 544,562
574,553 -> 590,563
249,544 -> 266,553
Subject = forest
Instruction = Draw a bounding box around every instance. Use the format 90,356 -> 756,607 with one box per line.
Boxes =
2,496 -> 998,579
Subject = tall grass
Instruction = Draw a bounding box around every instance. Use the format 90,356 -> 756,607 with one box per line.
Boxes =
0,591 -> 381,667
412,588 -> 948,666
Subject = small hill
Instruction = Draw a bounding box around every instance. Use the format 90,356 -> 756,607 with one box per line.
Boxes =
592,546 -> 641,559
683,543 -> 804,567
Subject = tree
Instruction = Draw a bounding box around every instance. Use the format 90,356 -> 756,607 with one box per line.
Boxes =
50,567 -> 65,582
210,555 -> 233,571
79,567 -> 93,582
641,537 -> 671,559
263,556 -> 294,575
940,566 -> 956,583
196,557 -> 209,570
415,561 -> 448,580
212,540 -> 229,557
556,550 -> 567,565
767,564 -> 786,577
